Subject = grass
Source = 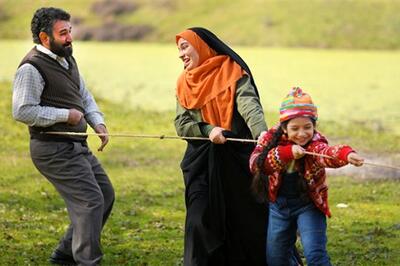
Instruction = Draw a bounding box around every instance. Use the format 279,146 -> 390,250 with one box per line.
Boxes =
1,0 -> 400,49
1,80 -> 400,265
1,1 -> 400,264
328,177 -> 400,265
2,40 -> 400,136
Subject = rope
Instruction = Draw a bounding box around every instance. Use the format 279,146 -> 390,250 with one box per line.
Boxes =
43,131 -> 258,143
304,151 -> 400,171
304,151 -> 333,159
42,131 -> 400,171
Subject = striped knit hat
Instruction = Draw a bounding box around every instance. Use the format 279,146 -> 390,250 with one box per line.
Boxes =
279,87 -> 318,122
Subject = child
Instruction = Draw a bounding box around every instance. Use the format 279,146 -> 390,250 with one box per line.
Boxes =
249,87 -> 364,266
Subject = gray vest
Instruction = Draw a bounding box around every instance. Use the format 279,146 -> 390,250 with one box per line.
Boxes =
19,47 -> 87,142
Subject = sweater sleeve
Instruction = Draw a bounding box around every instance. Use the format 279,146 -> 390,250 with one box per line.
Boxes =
236,75 -> 267,139
250,128 -> 294,175
307,140 -> 355,168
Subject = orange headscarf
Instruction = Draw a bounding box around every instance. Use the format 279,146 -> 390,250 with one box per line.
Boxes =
176,30 -> 244,130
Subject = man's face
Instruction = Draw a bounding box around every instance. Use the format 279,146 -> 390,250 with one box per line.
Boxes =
49,20 -> 73,57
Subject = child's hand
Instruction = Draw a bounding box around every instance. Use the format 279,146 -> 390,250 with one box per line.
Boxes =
292,145 -> 305,159
257,131 -> 267,146
347,152 -> 364,167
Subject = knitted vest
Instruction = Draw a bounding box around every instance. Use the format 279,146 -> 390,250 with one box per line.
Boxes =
19,47 -> 87,142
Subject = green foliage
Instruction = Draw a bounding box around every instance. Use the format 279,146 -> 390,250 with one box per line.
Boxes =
0,0 -> 99,39
1,0 -> 400,49
2,80 -> 400,265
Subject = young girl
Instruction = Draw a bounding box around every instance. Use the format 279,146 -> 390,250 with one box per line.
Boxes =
250,87 -> 364,265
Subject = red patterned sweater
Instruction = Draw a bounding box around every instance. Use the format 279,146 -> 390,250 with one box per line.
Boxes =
249,125 -> 354,217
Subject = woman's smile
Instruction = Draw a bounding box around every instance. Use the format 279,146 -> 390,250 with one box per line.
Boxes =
177,37 -> 200,71
182,57 -> 191,68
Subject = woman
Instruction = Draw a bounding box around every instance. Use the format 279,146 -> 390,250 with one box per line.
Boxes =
174,27 -> 268,266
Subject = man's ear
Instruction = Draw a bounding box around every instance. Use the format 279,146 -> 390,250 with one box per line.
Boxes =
39,32 -> 50,48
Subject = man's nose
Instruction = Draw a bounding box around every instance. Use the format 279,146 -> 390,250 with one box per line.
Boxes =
66,33 -> 73,42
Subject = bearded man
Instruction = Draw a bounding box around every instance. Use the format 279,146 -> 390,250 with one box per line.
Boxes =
12,7 -> 114,266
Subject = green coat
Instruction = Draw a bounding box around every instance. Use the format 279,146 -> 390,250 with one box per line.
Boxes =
174,75 -> 267,139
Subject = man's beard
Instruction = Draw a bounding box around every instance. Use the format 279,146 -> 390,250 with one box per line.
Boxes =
49,37 -> 73,57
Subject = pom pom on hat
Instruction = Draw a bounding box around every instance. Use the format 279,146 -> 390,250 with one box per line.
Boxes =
279,87 -> 318,123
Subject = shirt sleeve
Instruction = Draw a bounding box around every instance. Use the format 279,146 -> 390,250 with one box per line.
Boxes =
174,100 -> 213,137
307,140 -> 354,168
79,76 -> 105,128
12,63 -> 69,127
235,75 -> 267,139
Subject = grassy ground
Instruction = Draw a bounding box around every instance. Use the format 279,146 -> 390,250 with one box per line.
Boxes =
2,41 -> 400,136
1,0 -> 400,49
1,81 -> 399,265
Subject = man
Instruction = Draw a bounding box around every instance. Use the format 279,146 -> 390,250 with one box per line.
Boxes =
12,7 -> 114,266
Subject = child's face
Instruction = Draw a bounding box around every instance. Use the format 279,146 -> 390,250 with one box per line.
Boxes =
284,117 -> 315,146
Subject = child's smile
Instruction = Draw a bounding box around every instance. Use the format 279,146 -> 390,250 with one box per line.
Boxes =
284,116 -> 315,146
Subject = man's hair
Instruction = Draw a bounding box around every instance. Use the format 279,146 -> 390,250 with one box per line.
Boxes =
31,7 -> 70,44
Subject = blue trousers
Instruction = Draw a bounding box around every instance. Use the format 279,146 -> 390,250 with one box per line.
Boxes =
267,197 -> 331,266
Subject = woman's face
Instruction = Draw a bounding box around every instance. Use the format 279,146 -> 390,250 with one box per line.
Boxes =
177,38 -> 200,71
284,117 -> 315,146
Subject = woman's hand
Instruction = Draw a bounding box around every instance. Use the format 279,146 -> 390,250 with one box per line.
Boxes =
347,152 -> 364,167
292,145 -> 305,159
209,127 -> 227,144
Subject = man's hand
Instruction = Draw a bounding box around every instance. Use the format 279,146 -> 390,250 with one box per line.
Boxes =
94,124 -> 109,151
67,108 -> 83,125
209,127 -> 227,144
347,152 -> 364,167
292,145 -> 305,159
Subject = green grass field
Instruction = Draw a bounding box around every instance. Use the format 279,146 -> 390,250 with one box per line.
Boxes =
2,40 -> 400,136
1,79 -> 399,265
1,1 -> 400,264
2,38 -> 400,265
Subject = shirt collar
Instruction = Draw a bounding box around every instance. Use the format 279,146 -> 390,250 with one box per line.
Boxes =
36,44 -> 59,60
36,44 -> 69,69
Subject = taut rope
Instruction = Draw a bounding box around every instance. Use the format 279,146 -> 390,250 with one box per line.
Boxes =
304,151 -> 400,171
43,131 -> 257,143
42,131 -> 400,171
